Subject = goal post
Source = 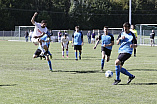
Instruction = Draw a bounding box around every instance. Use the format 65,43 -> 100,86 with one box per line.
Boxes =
14,26 -> 35,40
135,24 -> 157,45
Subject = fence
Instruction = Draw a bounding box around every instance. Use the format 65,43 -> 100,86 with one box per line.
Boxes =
0,29 -> 123,43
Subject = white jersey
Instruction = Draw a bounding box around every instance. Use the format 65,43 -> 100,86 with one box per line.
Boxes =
61,37 -> 69,45
32,22 -> 48,38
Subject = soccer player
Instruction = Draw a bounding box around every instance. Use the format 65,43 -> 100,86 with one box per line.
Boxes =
130,25 -> 138,57
113,22 -> 137,85
61,32 -> 69,58
72,26 -> 84,60
93,26 -> 114,71
150,30 -> 155,47
33,33 -> 53,71
31,12 -> 48,54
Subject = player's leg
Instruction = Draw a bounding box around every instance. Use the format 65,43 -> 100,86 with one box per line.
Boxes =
79,50 -> 82,60
46,55 -> 53,71
33,49 -> 42,58
101,51 -> 105,71
66,45 -> 69,58
62,45 -> 65,58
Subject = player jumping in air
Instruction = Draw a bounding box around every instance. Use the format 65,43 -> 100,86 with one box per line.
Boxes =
61,32 -> 69,58
33,33 -> 53,71
93,26 -> 114,71
31,12 -> 48,55
113,22 -> 137,85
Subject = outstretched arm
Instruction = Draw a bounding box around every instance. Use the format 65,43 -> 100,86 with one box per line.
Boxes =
31,12 -> 38,25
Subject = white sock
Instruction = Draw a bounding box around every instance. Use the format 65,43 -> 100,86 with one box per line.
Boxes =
62,51 -> 64,56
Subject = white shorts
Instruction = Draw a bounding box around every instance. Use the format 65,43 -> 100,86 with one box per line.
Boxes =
62,44 -> 68,49
31,38 -> 39,45
91,38 -> 95,42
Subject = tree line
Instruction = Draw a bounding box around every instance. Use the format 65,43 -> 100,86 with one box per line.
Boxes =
0,0 -> 157,30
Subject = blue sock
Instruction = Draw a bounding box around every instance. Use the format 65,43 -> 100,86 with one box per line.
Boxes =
47,60 -> 52,71
75,52 -> 77,59
115,65 -> 120,80
121,67 -> 133,77
47,51 -> 52,56
101,59 -> 105,69
79,52 -> 81,57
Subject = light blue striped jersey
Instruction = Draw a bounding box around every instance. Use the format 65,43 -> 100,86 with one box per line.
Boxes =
117,31 -> 137,54
72,31 -> 83,45
99,33 -> 114,50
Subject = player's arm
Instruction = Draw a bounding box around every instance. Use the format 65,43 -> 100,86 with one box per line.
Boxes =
72,34 -> 74,47
81,32 -> 84,46
130,34 -> 137,48
31,12 -> 38,25
93,39 -> 99,49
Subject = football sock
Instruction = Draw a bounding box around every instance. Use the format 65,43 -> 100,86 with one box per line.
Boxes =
75,52 -> 78,59
47,60 -> 52,71
66,51 -> 68,56
121,67 -> 133,77
115,65 -> 120,80
62,51 -> 64,56
101,59 -> 105,69
47,50 -> 52,56
79,52 -> 81,57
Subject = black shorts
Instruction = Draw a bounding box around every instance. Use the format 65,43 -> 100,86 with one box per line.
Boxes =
118,53 -> 131,66
34,49 -> 42,57
101,46 -> 111,56
74,45 -> 82,50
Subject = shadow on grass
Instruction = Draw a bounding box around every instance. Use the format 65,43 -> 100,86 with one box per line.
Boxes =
52,70 -> 103,74
129,69 -> 157,71
118,83 -> 157,85
0,84 -> 17,87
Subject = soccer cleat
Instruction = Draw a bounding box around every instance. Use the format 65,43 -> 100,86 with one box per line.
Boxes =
75,59 -> 78,61
101,67 -> 104,72
67,56 -> 68,58
40,56 -> 42,60
134,54 -> 136,57
112,79 -> 121,85
127,75 -> 135,84
62,56 -> 64,58
79,56 -> 81,60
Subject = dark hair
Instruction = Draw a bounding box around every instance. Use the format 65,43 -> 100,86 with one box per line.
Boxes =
75,26 -> 79,28
123,22 -> 130,28
104,26 -> 108,29
41,20 -> 47,23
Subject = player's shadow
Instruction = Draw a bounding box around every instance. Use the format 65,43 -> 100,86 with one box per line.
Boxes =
53,70 -> 102,74
119,83 -> 157,85
128,69 -> 157,71
0,84 -> 17,87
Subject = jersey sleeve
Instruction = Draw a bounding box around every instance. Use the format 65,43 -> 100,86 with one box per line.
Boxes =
81,32 -> 83,39
131,32 -> 137,44
109,34 -> 114,41
117,32 -> 122,40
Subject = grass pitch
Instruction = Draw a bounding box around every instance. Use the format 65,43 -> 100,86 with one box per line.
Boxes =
0,40 -> 157,104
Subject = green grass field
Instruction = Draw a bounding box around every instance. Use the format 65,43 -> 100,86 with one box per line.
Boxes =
0,40 -> 157,104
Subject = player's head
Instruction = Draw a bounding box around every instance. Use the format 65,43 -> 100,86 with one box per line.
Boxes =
123,22 -> 130,33
75,26 -> 79,32
41,20 -> 47,28
152,30 -> 154,32
103,26 -> 108,34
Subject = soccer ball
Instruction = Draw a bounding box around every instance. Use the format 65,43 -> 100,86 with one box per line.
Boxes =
105,70 -> 113,78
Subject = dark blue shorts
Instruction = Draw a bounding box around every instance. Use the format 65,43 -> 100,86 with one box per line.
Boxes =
101,46 -> 111,56
74,45 -> 82,50
118,53 -> 131,66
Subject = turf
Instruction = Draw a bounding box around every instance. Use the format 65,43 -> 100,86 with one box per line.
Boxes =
0,40 -> 157,104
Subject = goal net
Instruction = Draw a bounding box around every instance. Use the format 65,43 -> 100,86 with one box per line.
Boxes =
135,24 -> 157,45
14,26 -> 35,40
